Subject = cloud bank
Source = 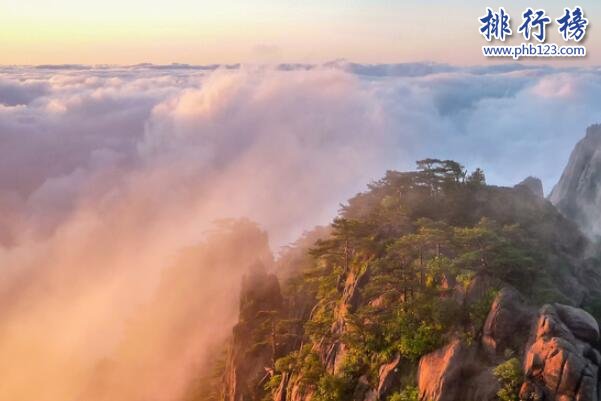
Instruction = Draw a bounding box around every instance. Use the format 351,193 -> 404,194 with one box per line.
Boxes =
1,62 -> 601,400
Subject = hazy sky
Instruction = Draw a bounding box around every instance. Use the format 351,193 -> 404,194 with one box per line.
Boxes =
1,0 -> 600,65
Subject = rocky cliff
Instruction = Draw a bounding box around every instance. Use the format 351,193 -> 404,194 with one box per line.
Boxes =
550,124 -> 601,239
217,157 -> 601,401
222,262 -> 284,401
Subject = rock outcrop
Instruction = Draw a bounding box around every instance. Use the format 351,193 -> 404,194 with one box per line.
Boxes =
222,263 -> 601,401
417,294 -> 601,401
417,338 -> 499,401
482,287 -> 535,357
418,339 -> 467,401
274,372 -> 314,401
320,265 -> 370,375
521,304 -> 601,401
549,124 -> 601,238
416,287 -> 531,401
223,263 -> 284,401
516,177 -> 545,200
215,146 -> 601,401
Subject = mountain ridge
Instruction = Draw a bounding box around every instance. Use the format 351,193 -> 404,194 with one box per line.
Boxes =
197,127 -> 601,401
550,124 -> 601,239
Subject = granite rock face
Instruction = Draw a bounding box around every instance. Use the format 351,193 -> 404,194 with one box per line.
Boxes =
417,290 -> 601,401
482,287 -> 535,357
521,304 -> 601,401
549,124 -> 601,239
223,263 -> 284,401
417,338 -> 499,401
418,339 -> 468,401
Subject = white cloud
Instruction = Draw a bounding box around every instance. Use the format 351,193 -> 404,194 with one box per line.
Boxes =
1,62 -> 601,401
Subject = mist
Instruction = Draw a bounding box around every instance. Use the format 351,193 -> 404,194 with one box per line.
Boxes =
1,63 -> 601,401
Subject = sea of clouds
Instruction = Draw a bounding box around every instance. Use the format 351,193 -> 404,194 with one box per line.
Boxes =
1,62 -> 601,401
3,62 -> 601,246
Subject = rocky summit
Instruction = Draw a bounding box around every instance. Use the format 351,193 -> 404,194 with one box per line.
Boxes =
190,127 -> 601,401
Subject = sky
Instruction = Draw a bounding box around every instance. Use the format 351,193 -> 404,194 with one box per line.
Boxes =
1,0 -> 601,65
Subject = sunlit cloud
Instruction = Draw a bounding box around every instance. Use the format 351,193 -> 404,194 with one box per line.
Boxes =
1,63 -> 601,401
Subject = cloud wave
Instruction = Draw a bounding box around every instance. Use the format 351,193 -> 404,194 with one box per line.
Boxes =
1,62 -> 601,401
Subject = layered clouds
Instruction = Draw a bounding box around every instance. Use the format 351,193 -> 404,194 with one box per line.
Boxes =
1,63 -> 601,400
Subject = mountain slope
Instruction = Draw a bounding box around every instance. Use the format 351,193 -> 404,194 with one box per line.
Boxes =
216,158 -> 601,401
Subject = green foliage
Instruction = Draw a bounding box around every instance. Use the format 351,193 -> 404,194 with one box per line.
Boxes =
467,168 -> 486,186
466,288 -> 499,342
452,219 -> 537,288
389,385 -> 420,401
264,374 -> 282,394
493,358 -> 523,401
313,373 -> 355,401
247,160 -> 582,399
397,321 -> 444,361
273,345 -> 323,386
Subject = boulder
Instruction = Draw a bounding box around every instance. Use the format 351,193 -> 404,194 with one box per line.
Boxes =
482,287 -> 535,357
463,273 -> 502,306
521,304 -> 601,401
418,339 -> 466,401
554,303 -> 600,344
417,339 -> 497,401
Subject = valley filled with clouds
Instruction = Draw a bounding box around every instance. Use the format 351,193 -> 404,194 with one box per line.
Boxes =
1,62 -> 601,400
2,63 -> 601,246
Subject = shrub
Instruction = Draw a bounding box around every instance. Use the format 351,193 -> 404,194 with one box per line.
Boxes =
493,357 -> 522,401
313,374 -> 354,401
389,385 -> 419,401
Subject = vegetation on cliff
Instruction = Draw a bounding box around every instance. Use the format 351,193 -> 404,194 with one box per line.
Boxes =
208,159 -> 601,401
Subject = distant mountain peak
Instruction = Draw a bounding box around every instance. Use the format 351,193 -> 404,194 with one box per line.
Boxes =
549,124 -> 601,238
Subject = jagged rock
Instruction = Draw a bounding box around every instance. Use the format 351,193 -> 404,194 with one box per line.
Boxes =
274,372 -> 289,401
515,176 -> 544,199
549,124 -> 601,238
321,338 -> 346,375
223,263 -> 284,401
275,372 -> 314,401
521,304 -> 601,401
377,353 -> 401,399
338,267 -> 370,317
320,266 -> 370,374
482,287 -> 535,357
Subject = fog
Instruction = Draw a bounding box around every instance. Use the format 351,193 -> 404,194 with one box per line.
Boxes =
1,62 -> 601,400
